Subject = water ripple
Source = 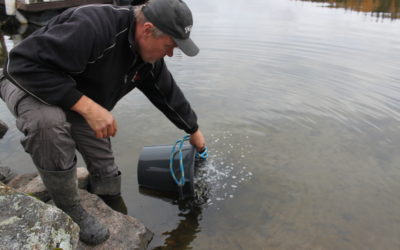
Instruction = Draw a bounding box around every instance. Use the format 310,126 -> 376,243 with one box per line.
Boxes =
170,2 -> 400,129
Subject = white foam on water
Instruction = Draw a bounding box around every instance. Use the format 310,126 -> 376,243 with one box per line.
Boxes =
193,131 -> 253,206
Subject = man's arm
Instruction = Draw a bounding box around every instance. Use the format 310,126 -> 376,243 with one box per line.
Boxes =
137,59 -> 206,150
3,7 -> 112,109
4,7 -> 120,137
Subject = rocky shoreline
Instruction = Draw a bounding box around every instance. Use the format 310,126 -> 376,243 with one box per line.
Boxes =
0,120 -> 153,249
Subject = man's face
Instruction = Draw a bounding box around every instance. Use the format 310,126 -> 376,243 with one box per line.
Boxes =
136,25 -> 177,63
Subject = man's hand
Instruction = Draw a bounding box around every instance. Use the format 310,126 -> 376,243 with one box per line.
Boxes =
190,129 -> 206,151
71,95 -> 117,138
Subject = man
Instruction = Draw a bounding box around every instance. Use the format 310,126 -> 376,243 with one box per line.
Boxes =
0,0 -> 206,245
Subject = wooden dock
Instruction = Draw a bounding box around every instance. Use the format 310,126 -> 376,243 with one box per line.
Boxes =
0,0 -> 113,12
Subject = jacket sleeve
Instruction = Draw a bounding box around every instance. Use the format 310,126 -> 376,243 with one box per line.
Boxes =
3,8 -> 100,109
137,59 -> 199,134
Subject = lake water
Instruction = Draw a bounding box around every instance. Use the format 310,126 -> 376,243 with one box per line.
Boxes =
1,0 -> 400,249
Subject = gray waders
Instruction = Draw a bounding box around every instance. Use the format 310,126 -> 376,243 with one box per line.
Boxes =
37,165 -> 110,245
89,172 -> 128,215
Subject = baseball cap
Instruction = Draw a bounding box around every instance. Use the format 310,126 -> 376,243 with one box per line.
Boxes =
142,0 -> 199,56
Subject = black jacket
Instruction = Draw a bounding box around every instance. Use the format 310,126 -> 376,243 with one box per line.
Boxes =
3,4 -> 198,134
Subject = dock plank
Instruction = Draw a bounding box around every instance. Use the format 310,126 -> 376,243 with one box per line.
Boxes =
1,0 -> 114,12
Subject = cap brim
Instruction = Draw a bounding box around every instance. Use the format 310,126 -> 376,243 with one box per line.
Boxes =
173,37 -> 199,57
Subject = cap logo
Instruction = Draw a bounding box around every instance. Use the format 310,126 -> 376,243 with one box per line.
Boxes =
184,25 -> 192,34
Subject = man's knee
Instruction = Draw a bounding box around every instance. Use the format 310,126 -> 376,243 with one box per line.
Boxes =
16,96 -> 67,134
17,103 -> 72,147
14,99 -> 77,170
0,73 -> 76,171
19,115 -> 77,171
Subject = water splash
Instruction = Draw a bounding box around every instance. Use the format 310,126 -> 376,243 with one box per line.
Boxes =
193,131 -> 253,206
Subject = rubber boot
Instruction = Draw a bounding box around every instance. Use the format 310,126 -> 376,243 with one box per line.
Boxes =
36,166 -> 110,245
89,172 -> 128,215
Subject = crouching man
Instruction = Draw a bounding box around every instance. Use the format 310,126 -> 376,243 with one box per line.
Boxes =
0,0 -> 206,245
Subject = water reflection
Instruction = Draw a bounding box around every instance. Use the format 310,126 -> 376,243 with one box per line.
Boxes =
154,201 -> 202,250
299,0 -> 400,19
139,188 -> 203,250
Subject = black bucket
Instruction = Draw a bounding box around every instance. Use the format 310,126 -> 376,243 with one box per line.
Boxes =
137,144 -> 196,198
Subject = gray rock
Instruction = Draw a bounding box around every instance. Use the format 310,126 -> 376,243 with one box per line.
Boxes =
0,120 -> 8,139
15,167 -> 90,202
7,173 -> 38,189
4,167 -> 153,249
16,175 -> 50,202
0,166 -> 17,184
75,189 -> 153,250
0,182 -> 80,250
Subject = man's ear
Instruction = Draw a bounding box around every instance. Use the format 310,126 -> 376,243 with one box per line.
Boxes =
143,22 -> 155,37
